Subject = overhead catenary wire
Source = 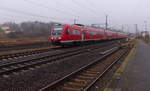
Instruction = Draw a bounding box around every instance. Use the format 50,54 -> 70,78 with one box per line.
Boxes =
0,6 -> 71,24
23,0 -> 103,21
0,6 -> 55,20
52,0 -> 95,18
84,0 -> 95,6
70,0 -> 98,17
25,0 -> 103,19
0,11 -> 36,20
0,11 -> 48,23
0,13 -> 33,23
0,0 -> 106,25
23,0 -> 106,24
83,0 -> 103,15
0,7 -> 104,25
23,0 -> 80,19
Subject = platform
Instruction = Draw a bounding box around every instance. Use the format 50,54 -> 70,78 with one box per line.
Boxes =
105,40 -> 150,91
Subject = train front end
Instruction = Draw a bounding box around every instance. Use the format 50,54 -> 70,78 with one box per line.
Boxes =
50,27 -> 63,45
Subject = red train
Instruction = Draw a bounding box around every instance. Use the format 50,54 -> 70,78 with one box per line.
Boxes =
50,24 -> 128,46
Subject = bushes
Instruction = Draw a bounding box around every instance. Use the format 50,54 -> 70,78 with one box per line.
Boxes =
7,31 -> 23,38
2,21 -> 52,39
0,28 -> 4,34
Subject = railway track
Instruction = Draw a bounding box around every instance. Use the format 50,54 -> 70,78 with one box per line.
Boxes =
39,45 -> 130,91
0,41 -> 50,52
0,48 -> 53,60
0,41 -> 117,61
0,41 -> 118,77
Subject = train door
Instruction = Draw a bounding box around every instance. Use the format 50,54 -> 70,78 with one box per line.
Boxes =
81,29 -> 85,41
66,26 -> 74,41
63,27 -> 70,41
67,28 -> 71,40
68,27 -> 74,41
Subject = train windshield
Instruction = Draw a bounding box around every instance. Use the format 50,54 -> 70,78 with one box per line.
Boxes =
52,27 -> 62,36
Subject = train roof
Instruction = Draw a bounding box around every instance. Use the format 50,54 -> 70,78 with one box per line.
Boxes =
55,24 -> 127,36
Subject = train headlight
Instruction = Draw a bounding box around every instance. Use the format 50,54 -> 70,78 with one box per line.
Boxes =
58,37 -> 61,39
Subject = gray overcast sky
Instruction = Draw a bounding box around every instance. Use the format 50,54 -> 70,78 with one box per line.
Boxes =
0,0 -> 149,32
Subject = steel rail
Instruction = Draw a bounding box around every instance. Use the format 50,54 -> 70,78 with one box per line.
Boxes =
39,47 -> 120,91
0,40 -> 114,60
0,42 -> 50,52
0,43 -> 115,76
83,49 -> 129,91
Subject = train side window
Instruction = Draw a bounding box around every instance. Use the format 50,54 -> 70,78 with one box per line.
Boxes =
88,31 -> 92,35
90,31 -> 96,35
93,31 -> 95,35
75,30 -> 77,35
76,30 -> 80,35
66,28 -> 69,35
78,31 -> 81,35
72,30 -> 80,35
72,30 -> 76,35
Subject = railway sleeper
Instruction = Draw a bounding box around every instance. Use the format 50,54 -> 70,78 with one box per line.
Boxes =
63,82 -> 87,89
60,86 -> 81,91
64,82 -> 87,87
77,75 -> 94,79
62,79 -> 93,90
39,46 -> 130,91
85,70 -> 100,74
80,73 -> 97,77
2,68 -> 10,71
71,78 -> 90,84
10,66 -> 19,69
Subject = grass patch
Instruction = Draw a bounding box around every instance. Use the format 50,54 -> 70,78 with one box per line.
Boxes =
143,38 -> 150,45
